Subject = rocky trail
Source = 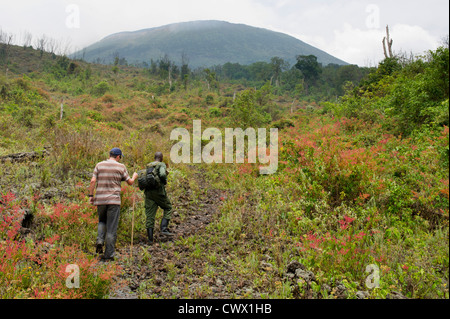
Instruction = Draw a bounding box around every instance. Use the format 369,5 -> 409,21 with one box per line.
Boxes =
109,166 -> 230,299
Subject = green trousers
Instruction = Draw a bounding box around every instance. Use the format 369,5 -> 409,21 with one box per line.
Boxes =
144,187 -> 173,229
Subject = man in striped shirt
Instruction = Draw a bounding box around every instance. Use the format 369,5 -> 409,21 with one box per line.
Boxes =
89,148 -> 138,261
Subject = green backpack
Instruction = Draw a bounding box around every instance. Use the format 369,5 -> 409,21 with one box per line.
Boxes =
137,163 -> 161,191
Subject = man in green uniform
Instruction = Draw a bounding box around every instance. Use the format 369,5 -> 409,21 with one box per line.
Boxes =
144,152 -> 174,244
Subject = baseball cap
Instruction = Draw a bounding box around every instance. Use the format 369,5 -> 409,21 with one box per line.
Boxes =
110,148 -> 123,157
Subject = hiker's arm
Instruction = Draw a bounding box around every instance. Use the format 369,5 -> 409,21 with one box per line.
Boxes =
126,172 -> 139,186
88,176 -> 96,204
159,164 -> 168,185
89,176 -> 96,195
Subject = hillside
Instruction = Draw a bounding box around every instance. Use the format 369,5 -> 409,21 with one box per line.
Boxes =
75,20 -> 348,68
0,42 -> 448,301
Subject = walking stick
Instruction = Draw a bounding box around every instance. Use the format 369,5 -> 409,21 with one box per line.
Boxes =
130,193 -> 135,260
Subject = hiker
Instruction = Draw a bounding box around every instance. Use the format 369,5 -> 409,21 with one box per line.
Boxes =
88,147 -> 138,261
143,152 -> 174,244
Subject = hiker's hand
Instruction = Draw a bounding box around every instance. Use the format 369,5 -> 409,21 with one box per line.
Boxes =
89,197 -> 94,205
132,172 -> 138,180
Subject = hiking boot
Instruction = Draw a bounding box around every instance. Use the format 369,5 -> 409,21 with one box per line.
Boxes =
147,228 -> 154,244
100,255 -> 114,262
95,243 -> 103,255
160,218 -> 174,236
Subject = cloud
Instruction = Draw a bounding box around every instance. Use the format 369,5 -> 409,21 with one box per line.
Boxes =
246,0 -> 448,66
324,23 -> 441,66
1,0 -> 448,65
62,0 -> 277,48
391,24 -> 440,55
332,24 -> 386,66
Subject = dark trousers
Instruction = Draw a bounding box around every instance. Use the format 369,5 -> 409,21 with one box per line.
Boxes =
96,205 -> 120,259
144,187 -> 173,229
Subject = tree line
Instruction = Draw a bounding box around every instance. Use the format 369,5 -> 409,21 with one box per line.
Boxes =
0,29 -> 72,57
120,53 -> 371,101
212,56 -> 371,100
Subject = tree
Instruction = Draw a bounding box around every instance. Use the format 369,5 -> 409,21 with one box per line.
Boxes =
248,62 -> 272,83
113,52 -> 120,66
34,34 -> 48,58
0,30 -> 15,76
295,55 -> 322,94
270,57 -> 289,87
204,68 -> 218,91
149,59 -> 157,75
221,62 -> 249,80
231,88 -> 271,128
290,83 -> 304,113
383,25 -> 394,59
46,37 -> 59,56
181,52 -> 190,77
60,38 -> 72,57
426,45 -> 449,99
158,54 -> 176,89
21,31 -> 32,49
181,52 -> 190,91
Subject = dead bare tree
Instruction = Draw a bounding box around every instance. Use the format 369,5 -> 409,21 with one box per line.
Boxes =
0,30 -> 15,77
0,28 -> 13,45
382,25 -> 394,59
0,28 -> 5,44
441,35 -> 449,49
60,99 -> 64,120
60,38 -> 72,57
21,31 -> 33,49
46,37 -> 58,55
396,50 -> 416,67
35,34 -> 48,57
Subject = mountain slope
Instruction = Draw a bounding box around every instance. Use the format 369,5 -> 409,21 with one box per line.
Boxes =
76,20 -> 348,68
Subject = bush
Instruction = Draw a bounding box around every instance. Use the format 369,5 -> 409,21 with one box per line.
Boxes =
48,124 -> 105,176
334,46 -> 449,135
209,107 -> 221,117
15,106 -> 36,128
273,118 -> 294,130
0,193 -> 120,299
205,94 -> 214,105
107,122 -> 124,130
101,94 -> 115,103
231,88 -> 272,128
87,110 -> 103,122
91,81 -> 110,97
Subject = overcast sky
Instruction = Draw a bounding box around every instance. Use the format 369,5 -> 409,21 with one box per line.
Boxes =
1,0 -> 448,66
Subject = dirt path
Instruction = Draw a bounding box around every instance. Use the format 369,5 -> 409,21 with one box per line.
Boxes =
109,166 -> 228,299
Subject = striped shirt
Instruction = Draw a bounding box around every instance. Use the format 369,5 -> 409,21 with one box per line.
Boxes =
92,159 -> 130,206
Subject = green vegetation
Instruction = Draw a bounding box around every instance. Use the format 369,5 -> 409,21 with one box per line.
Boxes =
328,50 -> 449,135
0,37 -> 448,299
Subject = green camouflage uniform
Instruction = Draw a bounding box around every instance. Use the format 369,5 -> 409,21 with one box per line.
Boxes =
144,161 -> 173,229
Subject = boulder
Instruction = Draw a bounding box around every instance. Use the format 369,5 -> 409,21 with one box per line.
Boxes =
286,260 -> 306,274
